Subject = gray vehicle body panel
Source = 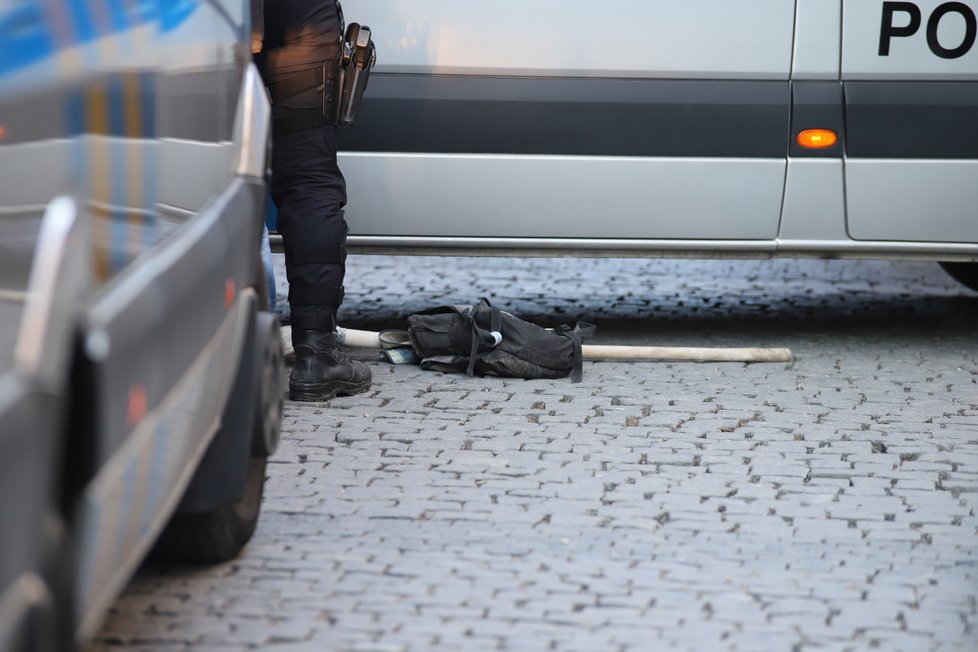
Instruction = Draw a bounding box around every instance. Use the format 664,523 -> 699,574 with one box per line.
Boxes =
0,0 -> 270,646
843,1 -> 978,245
333,0 -> 978,260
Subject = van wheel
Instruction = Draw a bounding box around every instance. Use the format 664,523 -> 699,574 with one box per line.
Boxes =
940,262 -> 978,292
252,312 -> 284,458
152,455 -> 266,564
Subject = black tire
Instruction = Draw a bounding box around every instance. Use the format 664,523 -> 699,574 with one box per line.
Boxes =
152,455 -> 266,564
41,514 -> 75,652
253,312 -> 284,458
940,262 -> 978,292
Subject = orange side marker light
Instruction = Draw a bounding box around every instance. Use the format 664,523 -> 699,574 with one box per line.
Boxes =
128,384 -> 148,427
225,278 -> 236,309
797,129 -> 838,149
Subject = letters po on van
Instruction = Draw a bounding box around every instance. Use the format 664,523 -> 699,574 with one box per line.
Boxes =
879,1 -> 978,58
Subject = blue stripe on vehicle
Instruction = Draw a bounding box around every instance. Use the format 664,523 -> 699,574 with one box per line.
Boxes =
161,0 -> 199,33
133,0 -> 159,24
0,0 -> 199,78
107,74 -> 126,136
0,3 -> 55,77
139,72 -> 157,137
66,88 -> 86,136
106,0 -> 130,32
65,0 -> 97,44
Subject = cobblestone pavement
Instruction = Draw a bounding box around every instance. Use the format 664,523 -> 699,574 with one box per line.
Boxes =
91,256 -> 978,652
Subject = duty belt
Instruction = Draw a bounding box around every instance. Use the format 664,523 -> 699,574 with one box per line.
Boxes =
265,24 -> 376,135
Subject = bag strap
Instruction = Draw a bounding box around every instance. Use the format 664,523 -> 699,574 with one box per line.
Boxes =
466,314 -> 503,376
475,297 -> 504,338
466,320 -> 482,376
556,321 -> 596,383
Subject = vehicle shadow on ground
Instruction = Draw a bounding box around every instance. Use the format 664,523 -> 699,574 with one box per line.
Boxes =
333,257 -> 977,345
341,293 -> 978,348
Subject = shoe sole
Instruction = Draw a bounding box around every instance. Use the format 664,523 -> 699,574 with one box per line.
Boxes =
289,379 -> 371,402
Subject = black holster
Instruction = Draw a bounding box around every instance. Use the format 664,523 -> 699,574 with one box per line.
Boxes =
337,23 -> 376,127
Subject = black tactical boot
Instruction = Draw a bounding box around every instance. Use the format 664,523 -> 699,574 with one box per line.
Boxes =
290,329 -> 372,401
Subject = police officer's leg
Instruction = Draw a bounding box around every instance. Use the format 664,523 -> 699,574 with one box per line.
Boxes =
271,118 -> 371,401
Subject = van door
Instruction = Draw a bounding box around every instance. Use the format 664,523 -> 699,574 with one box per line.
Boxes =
341,0 -> 796,244
843,0 -> 978,244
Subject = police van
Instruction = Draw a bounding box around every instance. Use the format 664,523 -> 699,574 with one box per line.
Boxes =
338,0 -> 978,290
0,1 -> 279,650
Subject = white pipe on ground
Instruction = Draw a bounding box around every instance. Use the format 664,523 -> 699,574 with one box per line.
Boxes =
581,345 -> 792,363
331,327 -> 793,363
335,327 -> 383,349
285,326 -> 792,364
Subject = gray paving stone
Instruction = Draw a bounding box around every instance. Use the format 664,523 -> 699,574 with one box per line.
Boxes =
91,257 -> 978,652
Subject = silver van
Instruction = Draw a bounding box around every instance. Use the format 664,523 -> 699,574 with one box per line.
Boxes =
336,0 -> 978,290
0,1 -> 279,649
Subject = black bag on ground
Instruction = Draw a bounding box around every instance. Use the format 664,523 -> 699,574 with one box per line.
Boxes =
406,298 -> 595,382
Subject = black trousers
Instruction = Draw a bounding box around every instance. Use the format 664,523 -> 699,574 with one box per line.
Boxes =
269,110 -> 348,332
258,0 -> 348,332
